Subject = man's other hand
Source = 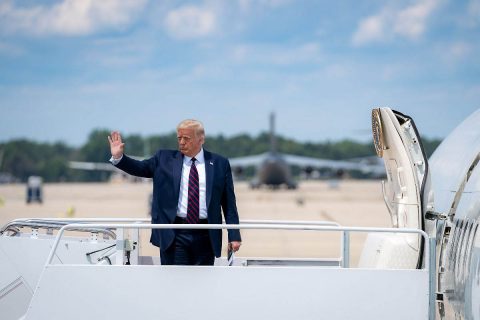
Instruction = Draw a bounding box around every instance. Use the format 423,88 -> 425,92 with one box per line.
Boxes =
229,241 -> 241,253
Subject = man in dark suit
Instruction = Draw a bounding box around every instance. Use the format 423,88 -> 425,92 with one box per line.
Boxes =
108,119 -> 241,265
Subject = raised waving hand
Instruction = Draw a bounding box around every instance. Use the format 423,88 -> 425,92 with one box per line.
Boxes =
108,131 -> 125,159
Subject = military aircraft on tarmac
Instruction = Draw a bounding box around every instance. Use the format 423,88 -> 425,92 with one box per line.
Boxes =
229,113 -> 384,189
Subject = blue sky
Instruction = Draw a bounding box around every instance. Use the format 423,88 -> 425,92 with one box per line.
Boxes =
0,0 -> 479,146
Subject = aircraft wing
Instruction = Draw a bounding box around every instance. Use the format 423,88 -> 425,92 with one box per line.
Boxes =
69,155 -> 146,172
229,152 -> 384,175
282,154 -> 385,176
282,154 -> 368,170
229,153 -> 269,167
345,156 -> 386,176
69,161 -> 118,171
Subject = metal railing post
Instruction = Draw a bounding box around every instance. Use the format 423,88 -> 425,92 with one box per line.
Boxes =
115,228 -> 125,265
129,226 -> 140,265
342,231 -> 350,268
428,237 -> 437,320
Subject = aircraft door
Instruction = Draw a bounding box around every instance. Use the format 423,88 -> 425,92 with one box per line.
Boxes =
364,108 -> 433,268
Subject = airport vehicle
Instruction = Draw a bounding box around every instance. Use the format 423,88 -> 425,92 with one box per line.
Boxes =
1,107 -> 479,319
25,176 -> 43,204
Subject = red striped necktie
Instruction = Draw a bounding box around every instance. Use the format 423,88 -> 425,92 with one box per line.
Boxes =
186,158 -> 199,224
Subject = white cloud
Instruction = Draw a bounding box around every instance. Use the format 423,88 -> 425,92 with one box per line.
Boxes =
394,0 -> 438,39
352,0 -> 440,46
351,10 -> 390,45
164,5 -> 216,39
0,0 -> 147,36
161,0 -> 292,40
237,0 -> 291,12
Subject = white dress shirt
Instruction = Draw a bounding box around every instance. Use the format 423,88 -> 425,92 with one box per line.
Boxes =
178,149 -> 207,219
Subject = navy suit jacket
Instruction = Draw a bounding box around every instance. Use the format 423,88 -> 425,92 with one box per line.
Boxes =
114,149 -> 241,257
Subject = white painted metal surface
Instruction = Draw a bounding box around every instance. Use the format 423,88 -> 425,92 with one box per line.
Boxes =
0,237 -> 62,290
0,236 -> 116,290
361,108 -> 431,272
435,170 -> 480,319
0,247 -> 32,320
379,109 -> 424,223
0,279 -> 31,320
423,108 -> 480,320
429,109 -> 480,214
359,233 -> 421,269
25,265 -> 429,320
0,235 -> 116,320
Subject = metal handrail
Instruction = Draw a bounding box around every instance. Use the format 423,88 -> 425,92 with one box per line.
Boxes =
0,220 -> 118,239
1,218 -> 341,254
3,218 -> 340,225
46,223 -> 430,268
1,218 -> 339,235
241,220 -> 340,226
0,218 -> 148,236
8,218 -> 341,258
2,218 -> 149,228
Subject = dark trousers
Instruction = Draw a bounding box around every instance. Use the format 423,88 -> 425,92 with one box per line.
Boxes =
160,218 -> 215,266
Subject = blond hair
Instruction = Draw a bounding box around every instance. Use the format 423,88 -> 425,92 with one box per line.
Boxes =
177,119 -> 205,137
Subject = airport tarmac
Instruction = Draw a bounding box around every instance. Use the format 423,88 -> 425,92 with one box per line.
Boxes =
0,180 -> 390,265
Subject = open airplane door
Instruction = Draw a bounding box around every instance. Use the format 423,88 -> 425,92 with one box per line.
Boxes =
359,108 -> 433,269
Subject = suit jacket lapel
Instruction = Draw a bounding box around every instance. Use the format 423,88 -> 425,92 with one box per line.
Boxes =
172,151 -> 183,201
204,150 -> 214,209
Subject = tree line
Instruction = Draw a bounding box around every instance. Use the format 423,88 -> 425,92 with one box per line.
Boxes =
0,129 -> 442,182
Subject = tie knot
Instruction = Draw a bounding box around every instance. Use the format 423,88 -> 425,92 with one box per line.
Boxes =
191,157 -> 197,164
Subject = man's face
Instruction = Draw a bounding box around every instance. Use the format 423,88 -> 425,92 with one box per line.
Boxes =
177,127 -> 204,157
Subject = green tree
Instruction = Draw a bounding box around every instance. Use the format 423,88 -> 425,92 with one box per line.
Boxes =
0,140 -> 73,182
